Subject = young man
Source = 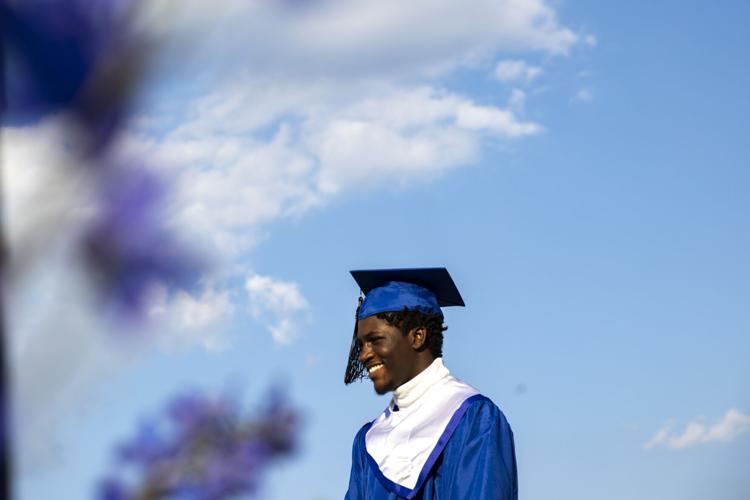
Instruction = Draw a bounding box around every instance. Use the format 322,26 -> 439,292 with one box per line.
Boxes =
344,268 -> 518,500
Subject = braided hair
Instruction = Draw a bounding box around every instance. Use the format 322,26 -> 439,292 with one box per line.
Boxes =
344,305 -> 447,384
344,296 -> 365,385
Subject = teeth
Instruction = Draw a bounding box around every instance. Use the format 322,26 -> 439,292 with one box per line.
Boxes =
368,364 -> 384,375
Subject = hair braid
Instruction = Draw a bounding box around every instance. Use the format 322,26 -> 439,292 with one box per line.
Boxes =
344,296 -> 366,384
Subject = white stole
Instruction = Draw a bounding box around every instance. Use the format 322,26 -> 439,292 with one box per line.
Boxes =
365,358 -> 479,490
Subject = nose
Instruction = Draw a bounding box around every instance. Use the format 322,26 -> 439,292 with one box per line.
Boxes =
358,342 -> 373,365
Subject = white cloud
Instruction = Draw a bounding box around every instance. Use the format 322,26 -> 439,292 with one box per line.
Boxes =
644,409 -> 750,450
705,408 -> 750,441
245,274 -> 310,344
168,288 -> 233,329
114,0 -> 577,265
119,82 -> 540,257
494,60 -> 543,83
311,85 -> 541,194
141,0 -> 579,79
148,283 -> 236,351
584,34 -> 598,47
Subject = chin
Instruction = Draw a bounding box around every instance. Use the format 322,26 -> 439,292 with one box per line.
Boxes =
372,381 -> 392,395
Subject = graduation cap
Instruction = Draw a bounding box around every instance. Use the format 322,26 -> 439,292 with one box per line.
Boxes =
350,267 -> 465,320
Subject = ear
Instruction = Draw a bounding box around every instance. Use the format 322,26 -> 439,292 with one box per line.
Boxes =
409,326 -> 428,350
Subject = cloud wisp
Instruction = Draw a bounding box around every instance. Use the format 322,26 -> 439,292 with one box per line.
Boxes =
644,408 -> 750,451
148,282 -> 236,351
245,274 -> 311,345
494,60 -> 543,83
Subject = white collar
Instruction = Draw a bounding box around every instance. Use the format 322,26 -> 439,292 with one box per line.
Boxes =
392,357 -> 449,411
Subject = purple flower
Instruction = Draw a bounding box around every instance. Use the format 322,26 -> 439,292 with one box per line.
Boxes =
96,477 -> 133,500
117,423 -> 174,466
2,2 -> 189,322
82,167 -> 202,320
1,0 -> 148,153
100,388 -> 300,499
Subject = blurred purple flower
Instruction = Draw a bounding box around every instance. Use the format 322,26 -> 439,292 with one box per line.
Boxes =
1,2 -> 161,497
97,477 -> 133,500
1,0 -> 149,153
117,423 -> 173,466
99,389 -> 300,499
82,167 -> 201,320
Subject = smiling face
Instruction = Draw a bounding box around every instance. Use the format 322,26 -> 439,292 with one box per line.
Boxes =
356,314 -> 433,395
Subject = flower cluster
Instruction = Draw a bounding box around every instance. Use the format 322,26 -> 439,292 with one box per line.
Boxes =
2,3 -> 200,495
82,167 -> 201,319
1,0 -> 149,153
2,0 -> 200,318
98,389 -> 300,499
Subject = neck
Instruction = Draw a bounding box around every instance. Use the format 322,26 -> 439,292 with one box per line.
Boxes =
392,357 -> 448,410
407,353 -> 435,382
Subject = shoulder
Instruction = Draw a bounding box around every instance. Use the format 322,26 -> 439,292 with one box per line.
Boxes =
355,421 -> 371,438
349,422 -> 373,465
438,395 -> 519,496
455,394 -> 513,437
463,394 -> 510,418
351,422 -> 372,447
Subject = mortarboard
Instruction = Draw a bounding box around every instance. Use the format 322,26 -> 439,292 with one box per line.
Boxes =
350,267 -> 465,320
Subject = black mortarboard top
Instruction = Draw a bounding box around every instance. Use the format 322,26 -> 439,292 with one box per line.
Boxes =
350,267 -> 465,319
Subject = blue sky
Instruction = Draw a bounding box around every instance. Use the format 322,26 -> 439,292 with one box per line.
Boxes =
6,1 -> 749,499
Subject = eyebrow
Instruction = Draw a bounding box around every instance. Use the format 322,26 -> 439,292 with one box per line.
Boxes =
357,330 -> 381,342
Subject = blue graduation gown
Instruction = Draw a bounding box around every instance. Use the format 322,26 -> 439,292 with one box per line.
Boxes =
345,395 -> 517,500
